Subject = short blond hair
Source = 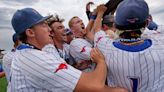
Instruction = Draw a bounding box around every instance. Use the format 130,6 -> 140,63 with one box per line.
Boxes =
68,16 -> 79,28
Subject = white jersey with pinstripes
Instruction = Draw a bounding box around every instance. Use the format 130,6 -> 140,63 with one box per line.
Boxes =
9,44 -> 82,92
2,51 -> 15,92
94,30 -> 164,92
2,51 -> 14,82
70,38 -> 93,62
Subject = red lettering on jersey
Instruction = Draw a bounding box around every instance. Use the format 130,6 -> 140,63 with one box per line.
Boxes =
55,63 -> 68,73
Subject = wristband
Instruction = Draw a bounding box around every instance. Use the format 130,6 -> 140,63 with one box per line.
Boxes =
89,15 -> 97,20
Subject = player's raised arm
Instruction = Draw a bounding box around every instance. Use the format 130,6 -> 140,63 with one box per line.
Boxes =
92,5 -> 107,34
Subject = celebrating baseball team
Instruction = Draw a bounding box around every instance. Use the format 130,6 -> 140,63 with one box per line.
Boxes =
1,0 -> 164,92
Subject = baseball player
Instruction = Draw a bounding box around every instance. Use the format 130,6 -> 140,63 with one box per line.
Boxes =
92,0 -> 164,92
48,15 -> 74,65
9,7 -> 127,92
68,12 -> 97,71
2,33 -> 21,82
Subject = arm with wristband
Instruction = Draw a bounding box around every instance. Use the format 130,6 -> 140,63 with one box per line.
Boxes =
82,9 -> 97,42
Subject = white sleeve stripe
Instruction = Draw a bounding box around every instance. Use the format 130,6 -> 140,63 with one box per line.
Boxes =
19,56 -> 72,89
20,51 -> 79,87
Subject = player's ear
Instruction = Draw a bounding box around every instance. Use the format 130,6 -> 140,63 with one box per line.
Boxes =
25,28 -> 35,38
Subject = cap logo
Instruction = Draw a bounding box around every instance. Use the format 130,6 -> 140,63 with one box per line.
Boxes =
127,18 -> 139,23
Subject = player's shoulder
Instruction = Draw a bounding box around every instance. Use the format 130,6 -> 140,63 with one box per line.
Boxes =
150,34 -> 164,48
71,38 -> 92,46
71,38 -> 87,43
16,48 -> 63,64
16,48 -> 49,58
63,43 -> 70,48
2,51 -> 14,61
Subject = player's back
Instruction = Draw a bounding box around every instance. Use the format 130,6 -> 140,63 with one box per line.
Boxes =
105,35 -> 164,92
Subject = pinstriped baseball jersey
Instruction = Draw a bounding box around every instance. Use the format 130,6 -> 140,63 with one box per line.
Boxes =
2,51 -> 14,82
59,43 -> 74,65
43,43 -> 75,65
94,30 -> 164,92
42,44 -> 61,59
70,38 -> 93,61
9,44 -> 82,92
70,38 -> 95,72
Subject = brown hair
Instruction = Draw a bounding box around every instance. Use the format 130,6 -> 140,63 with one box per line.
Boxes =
48,14 -> 64,26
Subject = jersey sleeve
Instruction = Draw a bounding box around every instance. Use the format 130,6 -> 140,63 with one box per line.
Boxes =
15,49 -> 82,92
2,52 -> 13,82
70,39 -> 92,62
94,30 -> 113,55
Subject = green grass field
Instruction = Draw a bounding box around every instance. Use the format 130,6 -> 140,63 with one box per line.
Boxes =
0,77 -> 7,92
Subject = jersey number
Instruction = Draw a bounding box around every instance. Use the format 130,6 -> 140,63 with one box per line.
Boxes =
128,77 -> 140,92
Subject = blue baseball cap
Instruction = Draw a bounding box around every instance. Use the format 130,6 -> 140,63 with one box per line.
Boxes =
147,21 -> 158,30
12,33 -> 19,43
12,8 -> 52,34
115,0 -> 149,30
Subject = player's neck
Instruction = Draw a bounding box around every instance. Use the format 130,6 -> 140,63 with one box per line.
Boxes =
54,41 -> 64,50
120,39 -> 144,46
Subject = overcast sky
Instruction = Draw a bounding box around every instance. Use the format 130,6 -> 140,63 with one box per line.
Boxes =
0,0 -> 164,52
